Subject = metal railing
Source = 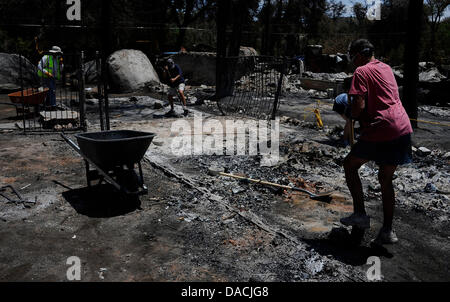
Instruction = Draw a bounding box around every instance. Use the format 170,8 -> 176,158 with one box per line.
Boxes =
217,56 -> 287,120
10,52 -> 86,132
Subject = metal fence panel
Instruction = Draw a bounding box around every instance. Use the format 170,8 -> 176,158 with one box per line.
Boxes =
217,56 -> 286,120
12,52 -> 85,132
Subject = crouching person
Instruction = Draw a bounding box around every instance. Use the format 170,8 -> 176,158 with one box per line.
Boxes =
340,39 -> 413,244
332,93 -> 353,146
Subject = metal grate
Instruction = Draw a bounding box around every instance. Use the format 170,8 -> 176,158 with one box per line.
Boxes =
10,52 -> 86,132
217,56 -> 286,120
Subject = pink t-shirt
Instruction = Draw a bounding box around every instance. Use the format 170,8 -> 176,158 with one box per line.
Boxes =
349,60 -> 413,142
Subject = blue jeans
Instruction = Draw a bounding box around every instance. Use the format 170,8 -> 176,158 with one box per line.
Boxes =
333,93 -> 351,119
42,78 -> 56,107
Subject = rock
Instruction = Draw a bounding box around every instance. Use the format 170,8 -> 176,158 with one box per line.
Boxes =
368,184 -> 381,192
0,53 -> 40,92
107,49 -> 160,93
302,71 -> 349,81
419,67 -> 446,83
188,96 -> 198,105
409,172 -> 423,180
260,154 -> 280,167
419,62 -> 435,70
417,147 -> 432,156
239,46 -> 258,57
443,152 -> 450,160
82,60 -> 100,83
392,67 -> 403,82
152,138 -> 164,146
153,101 -> 164,109
424,183 -> 438,193
208,165 -> 225,176
232,186 -> 246,194
84,87 -> 98,99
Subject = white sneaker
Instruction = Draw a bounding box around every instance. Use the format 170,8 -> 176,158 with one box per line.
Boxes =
374,227 -> 398,244
340,212 -> 370,229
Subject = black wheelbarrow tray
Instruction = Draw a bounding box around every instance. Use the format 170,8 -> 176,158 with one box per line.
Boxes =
61,130 -> 155,195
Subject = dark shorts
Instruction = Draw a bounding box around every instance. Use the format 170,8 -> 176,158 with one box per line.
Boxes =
350,133 -> 413,166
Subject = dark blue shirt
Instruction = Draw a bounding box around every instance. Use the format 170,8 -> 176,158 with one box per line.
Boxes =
168,64 -> 185,87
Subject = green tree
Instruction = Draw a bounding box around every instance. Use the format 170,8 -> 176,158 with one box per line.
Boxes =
424,0 -> 450,61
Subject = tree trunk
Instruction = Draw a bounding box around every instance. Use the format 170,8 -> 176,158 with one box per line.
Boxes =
216,0 -> 229,98
215,0 -> 248,98
261,0 -> 272,55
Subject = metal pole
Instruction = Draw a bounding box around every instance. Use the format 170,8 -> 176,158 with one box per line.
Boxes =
271,57 -> 286,120
103,69 -> 110,130
79,51 -> 87,131
101,0 -> 111,131
96,51 -> 105,131
403,0 -> 423,129
19,53 -> 25,132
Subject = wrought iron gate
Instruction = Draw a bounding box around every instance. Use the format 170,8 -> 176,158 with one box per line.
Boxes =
217,56 -> 287,120
10,51 -> 86,132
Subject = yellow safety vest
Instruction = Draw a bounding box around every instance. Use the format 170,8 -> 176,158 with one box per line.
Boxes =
38,55 -> 61,80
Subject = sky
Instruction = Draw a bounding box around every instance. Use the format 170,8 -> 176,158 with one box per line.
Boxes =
339,0 -> 450,19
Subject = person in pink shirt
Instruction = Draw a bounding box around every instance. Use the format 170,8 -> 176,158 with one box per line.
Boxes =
340,39 -> 413,244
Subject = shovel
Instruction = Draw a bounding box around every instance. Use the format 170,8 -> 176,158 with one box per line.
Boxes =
209,169 -> 333,202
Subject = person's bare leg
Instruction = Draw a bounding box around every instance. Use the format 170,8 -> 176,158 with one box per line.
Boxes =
168,95 -> 174,111
344,154 -> 369,214
178,90 -> 187,107
378,164 -> 397,230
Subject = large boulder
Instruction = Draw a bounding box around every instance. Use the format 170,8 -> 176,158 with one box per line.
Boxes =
239,46 -> 258,57
107,49 -> 160,92
419,67 -> 446,83
0,53 -> 39,92
171,47 -> 259,86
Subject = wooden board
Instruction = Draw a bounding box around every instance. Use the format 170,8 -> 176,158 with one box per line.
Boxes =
300,78 -> 345,95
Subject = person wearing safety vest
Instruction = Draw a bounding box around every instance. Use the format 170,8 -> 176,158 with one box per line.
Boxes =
38,46 -> 63,108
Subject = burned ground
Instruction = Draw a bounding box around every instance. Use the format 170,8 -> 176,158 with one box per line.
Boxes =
0,89 -> 449,282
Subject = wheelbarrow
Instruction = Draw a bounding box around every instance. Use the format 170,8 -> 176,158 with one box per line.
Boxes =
61,130 -> 155,196
7,87 -> 49,116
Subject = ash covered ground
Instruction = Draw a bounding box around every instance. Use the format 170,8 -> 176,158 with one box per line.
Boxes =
0,87 -> 449,282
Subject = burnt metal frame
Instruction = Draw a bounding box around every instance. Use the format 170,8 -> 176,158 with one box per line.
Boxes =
216,56 -> 287,120
14,51 -> 87,132
0,185 -> 35,205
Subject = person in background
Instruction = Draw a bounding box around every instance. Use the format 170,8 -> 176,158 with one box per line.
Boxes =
339,39 -> 413,245
37,46 -> 63,109
332,76 -> 353,146
163,58 -> 188,117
